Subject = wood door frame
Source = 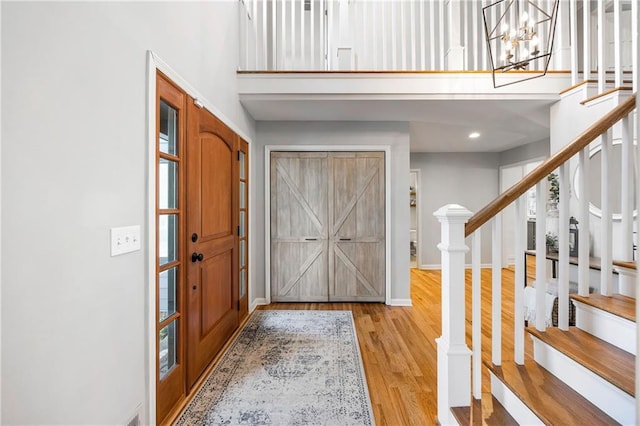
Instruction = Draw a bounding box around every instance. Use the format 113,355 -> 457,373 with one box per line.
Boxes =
145,51 -> 252,425
264,145 -> 392,305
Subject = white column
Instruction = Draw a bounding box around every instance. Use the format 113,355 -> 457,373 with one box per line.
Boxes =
601,130 -> 613,296
492,214 -> 502,366
445,0 -> 465,70
578,147 -> 590,296
471,230 -> 482,399
434,204 -> 473,425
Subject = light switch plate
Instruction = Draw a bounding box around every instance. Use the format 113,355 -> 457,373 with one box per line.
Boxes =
111,225 -> 141,256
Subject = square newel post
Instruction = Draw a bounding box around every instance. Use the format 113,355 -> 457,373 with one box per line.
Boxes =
434,204 -> 473,425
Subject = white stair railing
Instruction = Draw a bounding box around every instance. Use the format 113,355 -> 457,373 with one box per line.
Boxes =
436,93 -> 637,423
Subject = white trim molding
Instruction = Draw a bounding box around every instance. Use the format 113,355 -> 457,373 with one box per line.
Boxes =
264,144 -> 392,305
389,299 -> 413,307
250,298 -> 269,313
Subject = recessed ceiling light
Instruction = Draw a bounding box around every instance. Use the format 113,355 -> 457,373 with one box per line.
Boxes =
468,132 -> 480,139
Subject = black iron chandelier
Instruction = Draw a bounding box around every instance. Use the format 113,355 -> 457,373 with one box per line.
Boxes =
483,0 -> 559,88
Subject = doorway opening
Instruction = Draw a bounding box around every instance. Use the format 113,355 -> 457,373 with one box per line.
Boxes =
410,170 -> 420,269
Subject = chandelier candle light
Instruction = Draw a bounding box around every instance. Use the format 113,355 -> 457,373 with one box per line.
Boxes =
483,0 -> 559,88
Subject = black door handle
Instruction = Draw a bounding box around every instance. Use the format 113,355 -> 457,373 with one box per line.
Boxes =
305,238 -> 318,241
339,238 -> 352,241
191,252 -> 204,262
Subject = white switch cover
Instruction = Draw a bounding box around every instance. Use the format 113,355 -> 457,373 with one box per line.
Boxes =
111,225 -> 141,256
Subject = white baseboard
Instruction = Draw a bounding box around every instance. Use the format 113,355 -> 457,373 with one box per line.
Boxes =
389,298 -> 413,306
531,335 -> 635,425
250,298 -> 268,312
421,264 -> 492,270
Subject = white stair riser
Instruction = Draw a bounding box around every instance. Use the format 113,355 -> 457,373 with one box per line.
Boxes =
489,372 -> 543,425
531,335 -> 635,425
574,301 -> 636,355
615,267 -> 637,298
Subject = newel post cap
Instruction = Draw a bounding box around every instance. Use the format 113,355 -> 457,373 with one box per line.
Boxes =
433,204 -> 473,222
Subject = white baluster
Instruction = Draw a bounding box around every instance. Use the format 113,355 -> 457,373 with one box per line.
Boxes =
434,204 -> 472,425
570,0 -> 578,84
597,0 -> 605,93
601,129 -> 613,296
558,163 -> 570,330
514,195 -> 526,364
382,1 -> 387,70
614,0 -> 622,87
492,214 -> 502,365
472,230 -> 482,399
410,0 -> 416,70
622,116 -> 634,261
578,147 -> 591,296
289,0 -> 300,68
320,0 -> 325,70
583,0 -> 591,81
429,1 -> 436,70
273,0 -> 278,69
401,0 -> 407,71
391,1 -> 397,70
420,0 -> 425,70
633,0 -> 638,92
300,0 -> 304,69
263,0 -> 268,69
535,180 -> 548,331
439,0 -> 445,70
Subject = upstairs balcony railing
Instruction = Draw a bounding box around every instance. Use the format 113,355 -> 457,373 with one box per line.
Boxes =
239,0 -> 635,88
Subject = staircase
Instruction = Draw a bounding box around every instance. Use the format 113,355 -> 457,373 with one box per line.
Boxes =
438,95 -> 638,424
435,0 -> 639,420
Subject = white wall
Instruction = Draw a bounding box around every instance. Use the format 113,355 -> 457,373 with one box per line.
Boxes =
410,153 -> 500,268
254,121 -> 411,303
2,2 -> 254,424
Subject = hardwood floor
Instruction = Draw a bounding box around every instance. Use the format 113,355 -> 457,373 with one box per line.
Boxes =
259,267 -> 527,424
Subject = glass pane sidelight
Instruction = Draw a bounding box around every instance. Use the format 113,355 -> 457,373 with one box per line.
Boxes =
159,214 -> 178,266
159,320 -> 177,379
240,240 -> 246,268
159,101 -> 178,156
240,270 -> 246,298
239,211 -> 245,238
159,158 -> 178,210
159,267 -> 177,322
240,181 -> 246,209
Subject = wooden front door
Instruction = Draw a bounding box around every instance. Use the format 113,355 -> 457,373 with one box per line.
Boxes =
186,101 -> 239,389
271,152 -> 329,301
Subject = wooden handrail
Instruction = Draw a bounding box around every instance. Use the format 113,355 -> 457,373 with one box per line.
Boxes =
465,93 -> 636,237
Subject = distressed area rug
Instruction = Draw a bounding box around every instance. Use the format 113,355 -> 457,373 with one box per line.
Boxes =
175,310 -> 375,426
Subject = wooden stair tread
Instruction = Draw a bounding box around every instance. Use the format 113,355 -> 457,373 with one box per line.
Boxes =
613,259 -> 637,270
527,326 -> 635,397
451,397 -> 517,426
570,293 -> 635,322
485,360 -> 617,425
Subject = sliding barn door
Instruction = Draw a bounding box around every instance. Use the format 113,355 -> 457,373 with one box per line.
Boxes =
329,153 -> 385,301
270,152 -> 329,301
